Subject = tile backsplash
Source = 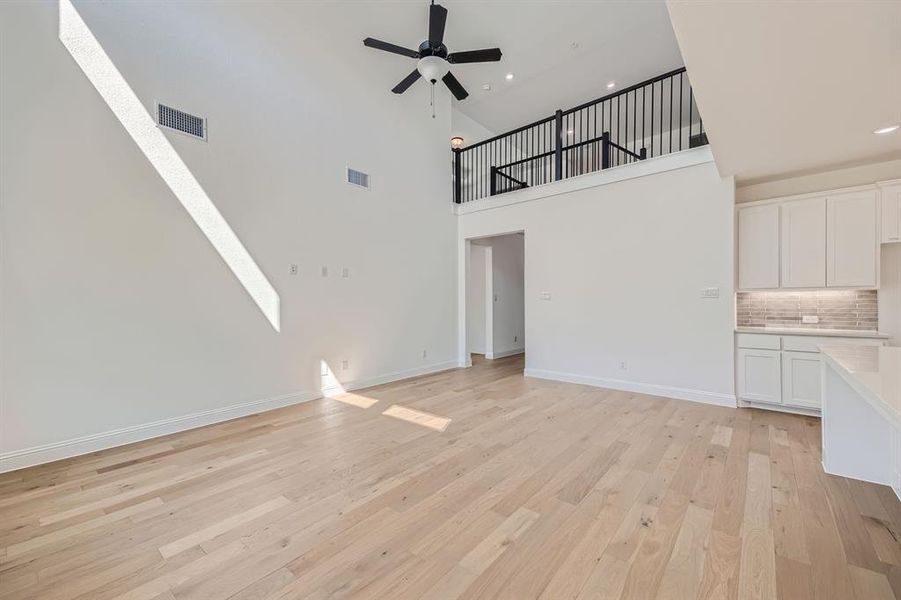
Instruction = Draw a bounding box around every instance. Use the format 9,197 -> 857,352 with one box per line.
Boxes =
736,290 -> 878,331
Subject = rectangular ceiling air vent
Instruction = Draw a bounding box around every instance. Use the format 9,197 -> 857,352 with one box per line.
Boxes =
346,167 -> 370,190
156,103 -> 206,140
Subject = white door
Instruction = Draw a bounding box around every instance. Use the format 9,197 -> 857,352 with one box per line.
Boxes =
781,197 -> 826,288
737,348 -> 782,404
781,351 -> 822,409
827,191 -> 878,287
881,184 -> 901,244
738,204 -> 780,290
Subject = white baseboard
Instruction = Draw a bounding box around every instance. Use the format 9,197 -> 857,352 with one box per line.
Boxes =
485,348 -> 524,360
523,368 -> 736,408
0,360 -> 463,474
334,360 -> 462,392
822,460 -> 901,502
0,389 -> 320,474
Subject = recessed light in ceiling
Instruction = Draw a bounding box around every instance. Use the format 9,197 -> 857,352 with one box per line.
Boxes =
606,81 -> 616,89
874,124 -> 899,135
505,73 -> 514,81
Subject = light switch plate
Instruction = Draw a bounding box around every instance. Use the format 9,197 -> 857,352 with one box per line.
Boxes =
701,287 -> 719,298
802,315 -> 819,324
540,292 -> 551,300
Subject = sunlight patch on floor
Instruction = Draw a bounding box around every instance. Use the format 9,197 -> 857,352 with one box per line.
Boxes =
382,405 -> 451,432
332,393 -> 379,409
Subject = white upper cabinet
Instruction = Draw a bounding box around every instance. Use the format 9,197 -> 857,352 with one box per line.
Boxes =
827,191 -> 878,288
780,197 -> 826,288
738,204 -> 780,290
881,182 -> 901,244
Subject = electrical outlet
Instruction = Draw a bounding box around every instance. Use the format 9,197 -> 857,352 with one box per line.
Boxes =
700,287 -> 719,299
514,335 -> 518,342
422,349 -> 427,358
802,315 -> 819,324
289,264 -> 298,275
321,266 -> 328,277
341,360 -> 348,370
540,291 -> 551,300
342,267 -> 350,278
618,360 -> 628,371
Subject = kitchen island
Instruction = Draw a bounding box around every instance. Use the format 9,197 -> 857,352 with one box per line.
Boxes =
820,345 -> 901,500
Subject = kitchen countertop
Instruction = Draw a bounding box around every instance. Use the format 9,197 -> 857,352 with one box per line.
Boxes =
735,326 -> 890,339
820,345 -> 901,429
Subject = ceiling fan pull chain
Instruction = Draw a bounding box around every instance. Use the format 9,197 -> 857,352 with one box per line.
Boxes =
431,82 -> 436,119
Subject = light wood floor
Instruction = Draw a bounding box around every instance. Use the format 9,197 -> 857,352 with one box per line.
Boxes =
1,355 -> 899,600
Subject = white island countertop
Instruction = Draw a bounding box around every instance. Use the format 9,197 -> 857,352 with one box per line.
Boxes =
735,326 -> 890,339
820,345 -> 901,430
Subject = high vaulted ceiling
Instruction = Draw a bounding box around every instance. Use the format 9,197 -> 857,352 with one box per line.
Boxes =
349,0 -> 684,134
668,0 -> 901,184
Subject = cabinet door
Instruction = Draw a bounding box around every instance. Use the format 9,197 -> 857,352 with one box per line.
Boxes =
881,185 -> 901,244
827,191 -> 878,287
781,197 -> 826,288
781,351 -> 822,409
738,204 -> 780,290
737,348 -> 782,404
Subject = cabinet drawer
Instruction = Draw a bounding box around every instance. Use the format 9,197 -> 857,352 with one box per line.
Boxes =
736,333 -> 781,350
782,335 -> 885,353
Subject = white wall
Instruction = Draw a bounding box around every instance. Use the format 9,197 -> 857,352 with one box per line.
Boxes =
880,244 -> 901,346
736,158 -> 901,203
467,244 -> 488,354
0,1 -> 458,469
457,153 -> 737,406
486,235 -> 525,357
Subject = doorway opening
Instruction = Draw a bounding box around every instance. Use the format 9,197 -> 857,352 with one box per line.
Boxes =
465,233 -> 525,367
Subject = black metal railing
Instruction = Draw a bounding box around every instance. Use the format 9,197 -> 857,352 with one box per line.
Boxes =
452,67 -> 706,203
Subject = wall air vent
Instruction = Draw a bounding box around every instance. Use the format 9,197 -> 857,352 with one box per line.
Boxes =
156,103 -> 206,140
346,167 -> 370,190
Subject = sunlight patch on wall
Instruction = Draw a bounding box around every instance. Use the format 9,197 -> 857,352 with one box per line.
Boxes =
320,360 -> 346,398
382,405 -> 451,432
58,0 -> 280,331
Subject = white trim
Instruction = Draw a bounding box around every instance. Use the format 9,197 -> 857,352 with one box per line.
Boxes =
484,246 -> 494,359
736,182 -> 878,209
822,460 -> 900,501
334,360 -> 462,393
740,399 -> 821,418
0,360 -> 462,474
486,348 -> 525,359
453,146 -> 714,216
523,368 -> 736,408
0,389 -> 319,474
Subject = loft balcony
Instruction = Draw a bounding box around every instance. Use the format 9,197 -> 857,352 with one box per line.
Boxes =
452,67 -> 707,204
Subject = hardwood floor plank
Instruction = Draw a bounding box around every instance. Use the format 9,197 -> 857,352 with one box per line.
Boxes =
0,355 -> 897,600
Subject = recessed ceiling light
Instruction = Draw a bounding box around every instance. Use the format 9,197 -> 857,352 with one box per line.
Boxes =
874,124 -> 899,135
606,81 -> 616,89
505,73 -> 514,81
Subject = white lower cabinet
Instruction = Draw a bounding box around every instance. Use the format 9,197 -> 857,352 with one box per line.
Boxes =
736,333 -> 885,414
736,348 -> 782,404
781,351 -> 822,409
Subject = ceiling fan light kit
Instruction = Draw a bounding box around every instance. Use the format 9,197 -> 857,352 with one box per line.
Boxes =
363,1 -> 502,118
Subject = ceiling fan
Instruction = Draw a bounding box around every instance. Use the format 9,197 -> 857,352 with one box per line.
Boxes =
363,1 -> 502,103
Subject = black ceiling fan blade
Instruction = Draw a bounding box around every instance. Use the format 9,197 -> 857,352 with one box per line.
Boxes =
442,71 -> 468,100
447,48 -> 503,64
428,3 -> 448,47
392,69 -> 422,94
363,37 -> 420,59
